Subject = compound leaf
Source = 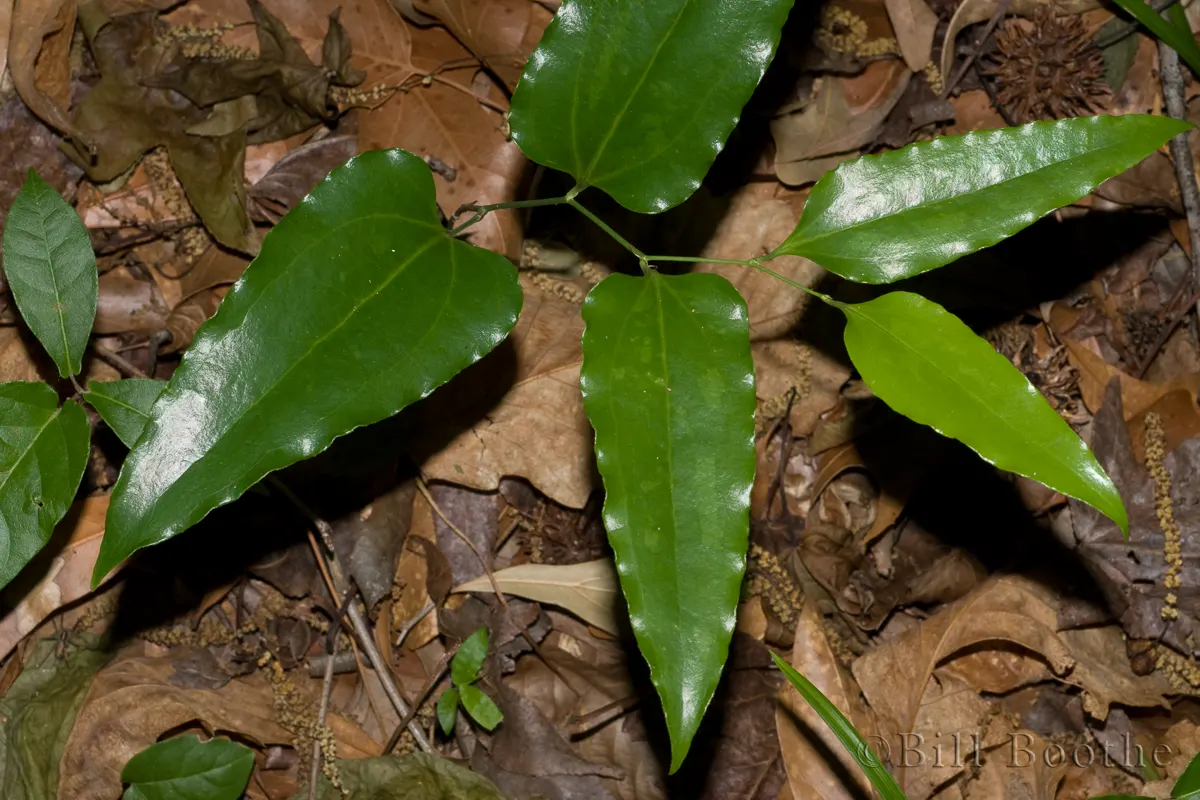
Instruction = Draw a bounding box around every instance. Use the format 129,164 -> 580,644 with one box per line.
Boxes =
95,150 -> 522,584
509,0 -> 794,212
838,291 -> 1127,533
580,271 -> 755,771
2,170 -> 98,377
451,627 -> 488,687
121,734 -> 253,800
83,379 -> 167,448
0,383 -> 89,591
772,115 -> 1189,283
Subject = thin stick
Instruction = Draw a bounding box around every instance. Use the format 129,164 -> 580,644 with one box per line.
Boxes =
1158,33 -> 1200,322
309,636 -> 338,800
429,74 -> 508,114
566,197 -> 649,267
384,648 -> 453,753
396,599 -> 435,648
91,341 -> 149,378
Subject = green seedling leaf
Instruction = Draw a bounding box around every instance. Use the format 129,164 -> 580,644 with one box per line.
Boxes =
837,291 -> 1127,533
1109,0 -> 1200,76
121,734 -> 254,800
770,652 -> 905,800
0,383 -> 89,591
509,0 -> 794,212
2,170 -> 98,377
459,684 -> 503,732
436,688 -> 459,736
1175,750 -> 1200,798
772,115 -> 1189,283
94,149 -> 522,584
580,270 -> 756,772
452,627 -> 489,687
83,379 -> 167,448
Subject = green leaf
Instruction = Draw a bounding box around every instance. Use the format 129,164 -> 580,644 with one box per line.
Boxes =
94,149 -> 522,584
0,383 -> 90,590
83,379 -> 167,448
508,0 -> 794,212
1174,750 -> 1200,798
458,684 -> 503,732
1109,0 -> 1200,76
451,626 -> 489,687
579,270 -> 756,772
121,734 -> 254,800
837,291 -> 1127,533
770,652 -> 905,800
1,170 -> 98,377
771,115 -> 1190,284
436,688 -> 459,736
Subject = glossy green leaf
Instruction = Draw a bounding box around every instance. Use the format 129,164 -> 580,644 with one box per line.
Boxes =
2,170 -> 98,377
0,383 -> 90,591
770,653 -> 905,800
771,115 -> 1190,283
451,626 -> 488,687
1175,751 -> 1200,798
458,684 -> 503,732
508,0 -> 794,212
121,734 -> 253,800
94,149 -> 522,584
436,688 -> 459,736
83,379 -> 167,448
579,270 -> 755,771
1109,0 -> 1200,76
837,291 -> 1127,533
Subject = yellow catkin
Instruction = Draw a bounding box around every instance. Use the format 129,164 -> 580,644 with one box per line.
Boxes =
814,6 -> 897,58
1155,644 -> 1200,690
1145,412 -> 1183,621
923,61 -> 944,96
746,544 -> 802,626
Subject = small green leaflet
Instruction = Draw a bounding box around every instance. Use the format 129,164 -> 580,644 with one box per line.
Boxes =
509,0 -> 794,212
94,150 -> 522,585
771,115 -> 1190,284
437,688 -> 459,736
83,379 -> 167,447
121,734 -> 253,800
580,270 -> 756,772
837,291 -> 1127,533
2,170 -> 98,377
451,627 -> 488,687
459,684 -> 503,731
0,383 -> 90,591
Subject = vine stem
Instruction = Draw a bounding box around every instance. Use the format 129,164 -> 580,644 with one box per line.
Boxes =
566,197 -> 650,271
450,196 -> 569,235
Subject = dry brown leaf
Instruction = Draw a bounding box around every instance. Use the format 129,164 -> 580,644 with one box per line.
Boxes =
179,244 -> 251,303
452,559 -> 620,635
1058,626 -> 1171,719
168,0 -> 527,257
885,0 -> 937,71
416,275 -> 595,508
58,651 -> 292,800
945,90 -> 1007,135
697,183 -> 823,341
1061,337 -> 1200,419
0,0 -> 11,75
95,271 -> 171,334
0,495 -> 110,660
963,732 -> 1066,800
401,0 -> 552,90
772,64 -> 910,186
776,603 -> 876,800
8,0 -> 79,142
753,340 -> 850,438
391,490 -> 439,650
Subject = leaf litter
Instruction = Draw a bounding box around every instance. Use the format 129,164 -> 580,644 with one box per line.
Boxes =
9,0 -> 1200,797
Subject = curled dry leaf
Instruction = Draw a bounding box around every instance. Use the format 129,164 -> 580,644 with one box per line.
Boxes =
964,731 -> 1067,800
415,276 -> 596,508
58,651 -> 291,800
776,602 -> 876,800
0,495 -> 110,661
452,559 -> 621,635
162,285 -> 228,353
390,490 -> 440,651
248,133 -> 358,223
1062,337 -> 1200,420
885,0 -> 938,71
179,244 -> 251,304
8,0 -> 78,143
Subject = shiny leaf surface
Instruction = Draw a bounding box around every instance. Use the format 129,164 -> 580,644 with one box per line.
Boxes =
772,115 -> 1189,283
121,734 -> 253,800
580,270 -> 755,771
2,170 -> 97,377
83,379 -> 167,448
508,0 -> 794,212
459,684 -> 503,732
0,383 -> 89,590
1109,0 -> 1200,76
95,150 -> 522,583
838,291 -> 1127,532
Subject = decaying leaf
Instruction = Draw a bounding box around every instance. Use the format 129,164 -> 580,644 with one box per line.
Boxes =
248,132 -> 357,223
1062,337 -> 1200,420
94,271 -> 170,335
452,559 -> 621,635
885,0 -> 938,71
8,0 -> 80,144
298,752 -> 510,799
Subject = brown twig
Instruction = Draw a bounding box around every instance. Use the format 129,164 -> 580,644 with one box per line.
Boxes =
90,340 -> 149,378
1159,35 -> 1200,323
309,628 -> 338,800
384,646 -> 454,754
1136,283 -> 1200,378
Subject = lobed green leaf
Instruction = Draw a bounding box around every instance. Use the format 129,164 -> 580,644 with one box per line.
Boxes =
0,383 -> 89,591
2,170 -> 98,377
580,270 -> 756,772
509,0 -> 794,212
458,684 -> 503,732
83,379 -> 167,448
771,115 -> 1190,283
94,150 -> 522,584
120,734 -> 253,800
452,627 -> 489,687
837,291 -> 1127,533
